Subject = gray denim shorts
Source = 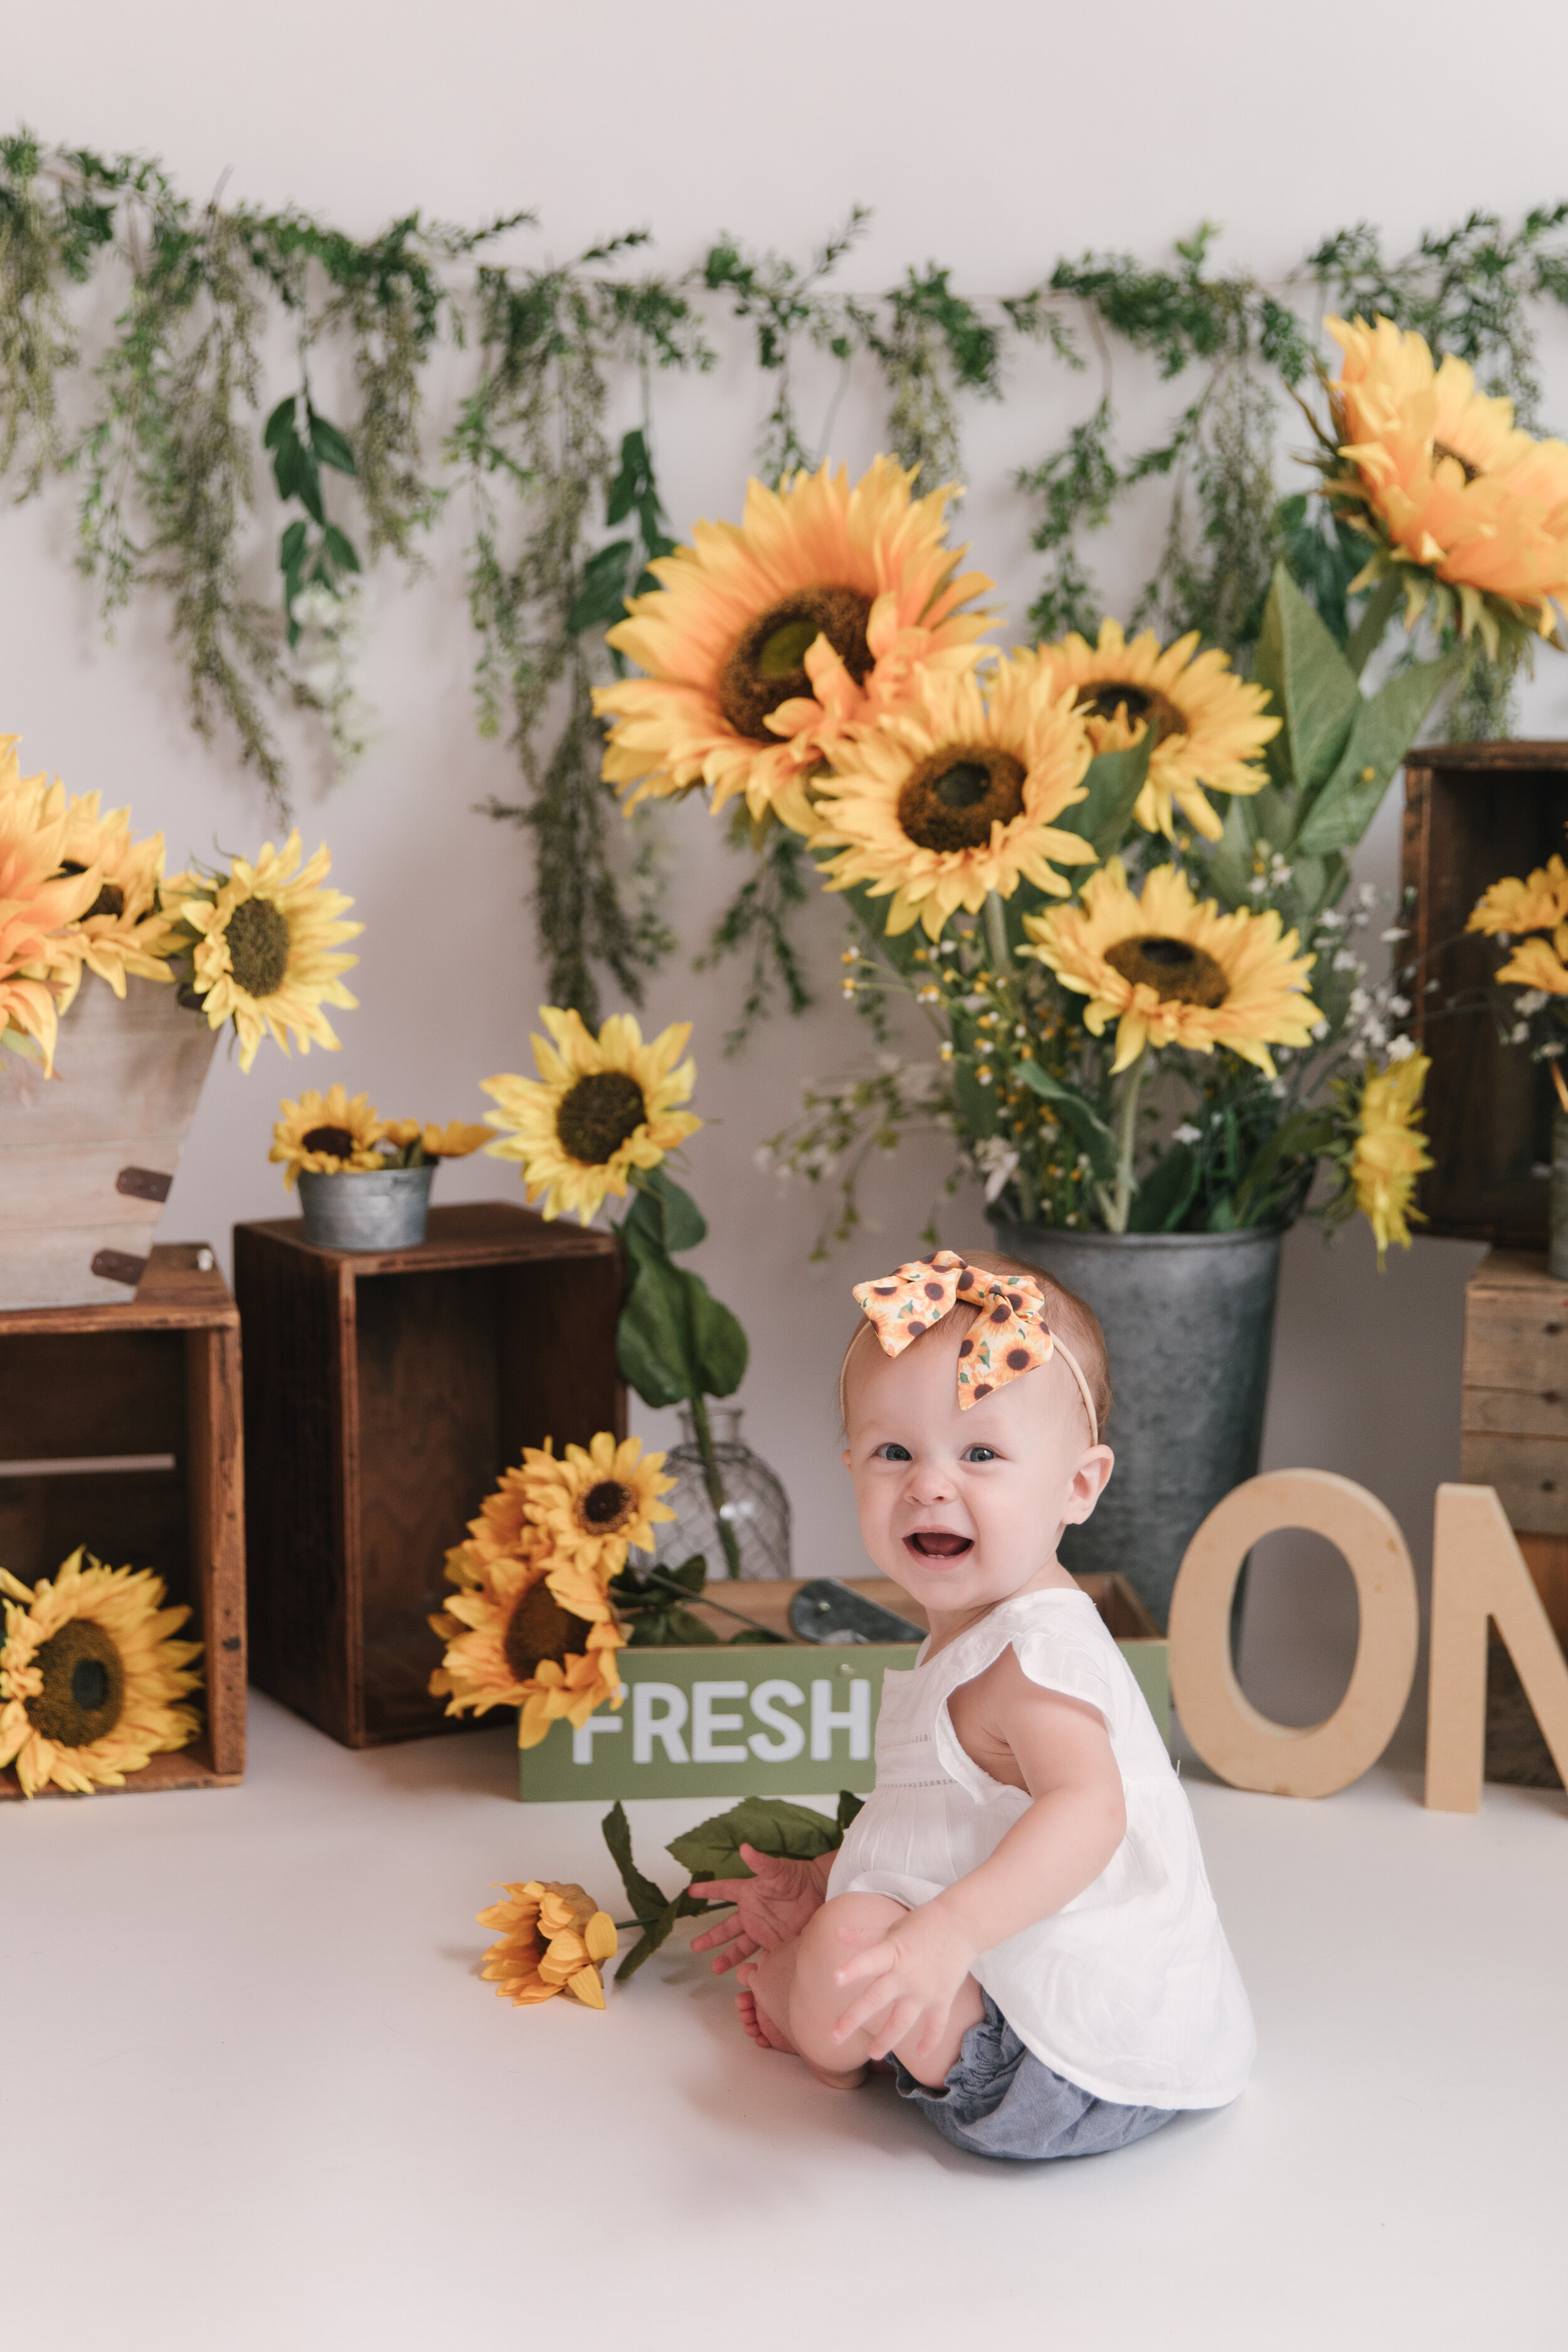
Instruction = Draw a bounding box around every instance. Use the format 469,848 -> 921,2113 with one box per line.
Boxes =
894,1995 -> 1177,2162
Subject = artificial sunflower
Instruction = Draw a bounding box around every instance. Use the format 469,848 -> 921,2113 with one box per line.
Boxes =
0,777 -> 100,1070
1350,1052 -> 1433,1264
378,1118 -> 492,1164
43,788 -> 179,1006
166,832 -> 361,1074
593,455 -> 995,830
269,1084 -> 386,1186
1023,859 -> 1320,1077
0,1549 -> 202,1797
1024,620 -> 1276,842
427,1537 -> 627,1748
1468,855 -> 1568,941
810,654 -> 1098,938
482,1006 -> 701,1224
1493,931 -> 1568,995
518,1432 -> 675,1580
1322,314 -> 1568,646
477,1879 -> 619,2010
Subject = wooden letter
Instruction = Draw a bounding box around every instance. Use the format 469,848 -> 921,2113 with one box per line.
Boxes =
1425,1482 -> 1568,1813
1168,1468 -> 1418,1799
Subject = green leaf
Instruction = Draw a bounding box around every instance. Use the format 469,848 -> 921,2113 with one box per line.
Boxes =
1205,795 -> 1256,911
321,522 -> 360,575
1014,1060 -> 1118,1182
836,1789 -> 865,1831
632,1165 -> 706,1253
666,1796 -> 842,1881
601,1799 -> 668,1925
1230,1108 -> 1337,1226
1056,733 -> 1154,861
613,1886 -> 714,1987
307,407 -> 358,476
1254,563 -> 1360,803
263,394 -> 297,452
278,518 -> 309,568
1293,655 -> 1456,860
687,1277 -> 748,1397
617,1248 -> 698,1407
664,1554 -> 707,1594
567,539 -> 635,636
1127,1142 -> 1199,1232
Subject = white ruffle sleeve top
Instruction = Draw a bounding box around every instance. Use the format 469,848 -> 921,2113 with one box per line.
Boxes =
826,1586 -> 1255,2110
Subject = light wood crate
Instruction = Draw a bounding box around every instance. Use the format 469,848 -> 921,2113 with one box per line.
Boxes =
1461,1249 -> 1568,1644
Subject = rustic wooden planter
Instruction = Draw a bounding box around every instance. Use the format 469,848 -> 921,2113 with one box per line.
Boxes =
1402,741 -> 1568,1246
0,975 -> 219,1310
0,1244 -> 246,1799
235,1201 -> 625,1750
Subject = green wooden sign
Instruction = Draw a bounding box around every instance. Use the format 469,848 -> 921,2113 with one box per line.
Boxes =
518,1638 -> 1170,1803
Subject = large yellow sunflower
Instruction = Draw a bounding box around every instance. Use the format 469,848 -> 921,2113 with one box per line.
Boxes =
167,832 -> 361,1074
482,1007 -> 701,1224
269,1085 -> 387,1187
593,456 -> 995,830
477,1879 -> 619,2010
1352,1052 -> 1433,1264
1468,855 -> 1568,941
1325,314 -> 1568,641
518,1432 -> 675,1580
427,1537 -> 627,1748
0,1549 -> 202,1797
1493,931 -> 1568,995
38,785 -> 179,1008
810,654 -> 1098,939
1024,620 -> 1276,842
1024,859 -> 1320,1076
0,778 -> 100,1071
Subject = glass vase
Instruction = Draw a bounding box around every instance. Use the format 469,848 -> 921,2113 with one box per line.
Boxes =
650,1406 -> 793,1581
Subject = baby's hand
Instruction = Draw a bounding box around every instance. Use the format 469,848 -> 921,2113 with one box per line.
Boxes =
829,1899 -> 975,2065
689,1844 -> 832,1974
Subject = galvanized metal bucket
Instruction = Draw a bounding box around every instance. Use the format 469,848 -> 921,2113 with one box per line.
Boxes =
298,1165 -> 435,1252
989,1214 -> 1285,1628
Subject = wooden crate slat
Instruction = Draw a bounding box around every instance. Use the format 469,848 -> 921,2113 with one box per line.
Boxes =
1458,1431 -> 1568,1534
1463,1385 -> 1568,1438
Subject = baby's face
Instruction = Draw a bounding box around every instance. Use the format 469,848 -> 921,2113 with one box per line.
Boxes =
842,1316 -> 1113,1620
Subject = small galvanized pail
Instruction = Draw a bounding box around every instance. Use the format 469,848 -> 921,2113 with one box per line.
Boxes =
298,1165 -> 435,1253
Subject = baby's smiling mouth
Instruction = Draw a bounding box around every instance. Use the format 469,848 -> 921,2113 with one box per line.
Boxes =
905,1530 -> 973,1560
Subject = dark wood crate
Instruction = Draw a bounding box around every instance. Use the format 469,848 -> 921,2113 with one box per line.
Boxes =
0,1244 -> 246,1799
1402,741 -> 1568,1245
235,1201 -> 625,1749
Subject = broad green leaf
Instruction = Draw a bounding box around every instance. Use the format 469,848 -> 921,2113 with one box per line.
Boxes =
1293,655 -> 1456,859
837,1789 -> 865,1831
1255,563 -> 1359,802
322,522 -> 361,575
263,395 -> 296,451
687,1276 -> 748,1397
1231,1108 -> 1337,1227
567,539 -> 635,636
635,1165 -> 706,1253
601,1799 -> 668,1925
1014,1060 -> 1118,1182
308,407 -> 358,476
613,1887 -> 714,1987
617,1249 -> 697,1406
1055,733 -> 1153,861
1127,1142 -> 1199,1232
278,518 -> 309,568
666,1796 -> 842,1881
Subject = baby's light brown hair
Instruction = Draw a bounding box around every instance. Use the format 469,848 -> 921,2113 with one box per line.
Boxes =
839,1248 -> 1113,1444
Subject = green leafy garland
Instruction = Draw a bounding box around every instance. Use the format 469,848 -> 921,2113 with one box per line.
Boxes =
5,129 -> 1568,1024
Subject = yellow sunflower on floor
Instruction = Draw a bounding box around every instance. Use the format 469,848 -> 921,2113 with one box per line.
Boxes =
1323,314 -> 1568,645
1024,859 -> 1320,1076
269,1085 -> 386,1185
518,1432 -> 675,1579
0,1549 -> 203,1797
483,1007 -> 701,1224
166,832 -> 361,1074
1350,1051 -> 1433,1264
810,654 -> 1098,939
427,1536 -> 627,1747
477,1879 -> 619,2010
1024,620 -> 1277,842
1468,854 -> 1568,941
593,455 -> 995,830
0,778 -> 100,1070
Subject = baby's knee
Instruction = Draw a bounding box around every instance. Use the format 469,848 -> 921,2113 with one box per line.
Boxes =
801,1890 -> 903,1967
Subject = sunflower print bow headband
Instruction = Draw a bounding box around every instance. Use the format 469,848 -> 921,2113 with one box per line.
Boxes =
852,1250 -> 1099,1440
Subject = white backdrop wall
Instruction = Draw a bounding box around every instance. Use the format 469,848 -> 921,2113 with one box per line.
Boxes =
11,0 -> 1568,1717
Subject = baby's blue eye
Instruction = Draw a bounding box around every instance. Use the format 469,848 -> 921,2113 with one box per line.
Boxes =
962,1445 -> 997,1463
876,1442 -> 913,1462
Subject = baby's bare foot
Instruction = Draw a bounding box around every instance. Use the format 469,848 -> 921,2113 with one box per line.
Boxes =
736,1964 -> 799,2055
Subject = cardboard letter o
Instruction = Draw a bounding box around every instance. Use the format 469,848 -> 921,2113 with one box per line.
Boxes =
1168,1468 -> 1419,1799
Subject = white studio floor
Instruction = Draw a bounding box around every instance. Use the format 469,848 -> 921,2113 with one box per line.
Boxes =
9,1689 -> 1567,2352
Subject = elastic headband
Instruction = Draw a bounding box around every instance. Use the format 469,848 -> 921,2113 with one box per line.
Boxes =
850,1251 -> 1099,1444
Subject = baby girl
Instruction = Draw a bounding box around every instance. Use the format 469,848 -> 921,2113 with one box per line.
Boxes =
692,1248 -> 1254,2161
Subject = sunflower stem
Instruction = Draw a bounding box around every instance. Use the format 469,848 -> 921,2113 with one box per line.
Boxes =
686,1391 -> 745,1579
1345,573 -> 1402,679
1106,1059 -> 1147,1234
982,889 -> 1012,975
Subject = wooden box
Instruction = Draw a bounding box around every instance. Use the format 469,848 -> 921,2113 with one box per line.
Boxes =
519,1571 -> 1169,1802
1402,742 -> 1568,1245
235,1202 -> 624,1751
0,1244 -> 245,1799
1459,1248 -> 1568,1646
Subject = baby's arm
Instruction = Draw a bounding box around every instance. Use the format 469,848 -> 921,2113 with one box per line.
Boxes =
830,1648 -> 1125,2065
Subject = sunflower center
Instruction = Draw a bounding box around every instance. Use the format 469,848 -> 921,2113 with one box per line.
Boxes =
302,1124 -> 357,1157
1432,438 -> 1482,486
1106,933 -> 1230,1008
556,1071 -> 647,1167
225,895 -> 292,999
24,1618 -> 125,1749
718,588 -> 875,743
580,1478 -> 635,1533
897,746 -> 1027,854
503,1582 -> 583,1683
58,861 -> 127,921
1074,682 -> 1185,744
